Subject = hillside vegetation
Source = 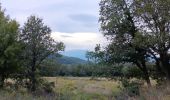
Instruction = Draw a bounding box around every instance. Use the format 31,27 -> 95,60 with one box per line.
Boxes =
56,56 -> 87,65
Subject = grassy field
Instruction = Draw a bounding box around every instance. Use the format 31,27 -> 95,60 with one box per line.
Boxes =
1,77 -> 170,100
44,77 -> 121,100
0,77 -> 121,100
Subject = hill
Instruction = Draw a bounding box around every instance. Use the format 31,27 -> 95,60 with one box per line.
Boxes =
56,56 -> 87,65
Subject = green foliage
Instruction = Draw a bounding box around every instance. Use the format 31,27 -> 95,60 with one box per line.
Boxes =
40,59 -> 69,76
99,0 -> 170,82
20,15 -> 64,91
122,66 -> 143,79
133,0 -> 170,80
118,78 -> 142,98
56,56 -> 87,65
35,78 -> 55,94
99,0 -> 147,65
86,44 -> 106,64
0,5 -> 22,87
99,0 -> 156,86
40,61 -> 119,77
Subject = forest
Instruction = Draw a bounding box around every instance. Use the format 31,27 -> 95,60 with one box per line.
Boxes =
1,0 -> 170,100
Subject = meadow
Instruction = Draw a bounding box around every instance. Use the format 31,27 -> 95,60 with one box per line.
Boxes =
0,77 -> 121,100
0,77 -> 170,100
44,77 -> 121,100
43,77 -> 170,100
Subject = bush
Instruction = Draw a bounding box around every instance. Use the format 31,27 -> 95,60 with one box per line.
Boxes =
122,66 -> 143,79
117,78 -> 142,98
35,78 -> 55,94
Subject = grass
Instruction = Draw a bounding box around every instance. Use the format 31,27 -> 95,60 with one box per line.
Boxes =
0,77 -> 121,100
137,85 -> 170,100
44,77 -> 121,100
1,77 -> 169,100
0,90 -> 55,100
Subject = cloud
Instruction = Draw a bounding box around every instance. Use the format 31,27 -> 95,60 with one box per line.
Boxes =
60,35 -> 73,38
1,0 -> 100,33
1,0 -> 106,51
51,32 -> 106,51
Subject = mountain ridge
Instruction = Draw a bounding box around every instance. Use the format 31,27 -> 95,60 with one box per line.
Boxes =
56,55 -> 87,65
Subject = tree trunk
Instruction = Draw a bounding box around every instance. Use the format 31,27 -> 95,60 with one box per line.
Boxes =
141,62 -> 151,87
136,61 -> 151,87
143,68 -> 151,87
160,53 -> 170,81
162,63 -> 170,81
31,55 -> 36,92
31,70 -> 36,92
161,62 -> 170,85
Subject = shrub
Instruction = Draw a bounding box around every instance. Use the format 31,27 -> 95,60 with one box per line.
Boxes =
36,78 -> 55,94
116,78 -> 142,99
42,82 -> 55,93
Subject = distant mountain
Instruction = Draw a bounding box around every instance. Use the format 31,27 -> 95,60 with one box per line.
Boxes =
60,50 -> 87,60
56,56 -> 87,65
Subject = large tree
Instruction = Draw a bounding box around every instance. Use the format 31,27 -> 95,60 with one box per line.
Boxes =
100,0 -> 170,83
20,15 -> 64,91
0,6 -> 21,87
99,0 -> 151,86
133,0 -> 170,81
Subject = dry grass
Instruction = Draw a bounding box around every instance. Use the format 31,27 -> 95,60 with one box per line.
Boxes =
137,85 -> 170,100
44,77 -> 121,100
1,77 -> 169,100
0,77 -> 121,100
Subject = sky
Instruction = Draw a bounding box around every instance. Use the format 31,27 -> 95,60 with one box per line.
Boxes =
1,0 -> 106,51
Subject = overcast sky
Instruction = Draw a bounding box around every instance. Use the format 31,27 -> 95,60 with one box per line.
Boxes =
1,0 -> 106,51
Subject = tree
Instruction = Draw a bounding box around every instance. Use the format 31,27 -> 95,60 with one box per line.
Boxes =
99,0 -> 151,86
133,0 -> 170,81
86,44 -> 106,64
20,15 -> 64,91
40,59 -> 63,77
0,6 -> 21,87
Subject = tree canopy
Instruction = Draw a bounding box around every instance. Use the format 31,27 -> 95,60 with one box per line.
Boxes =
0,6 -> 21,87
20,15 -> 65,91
